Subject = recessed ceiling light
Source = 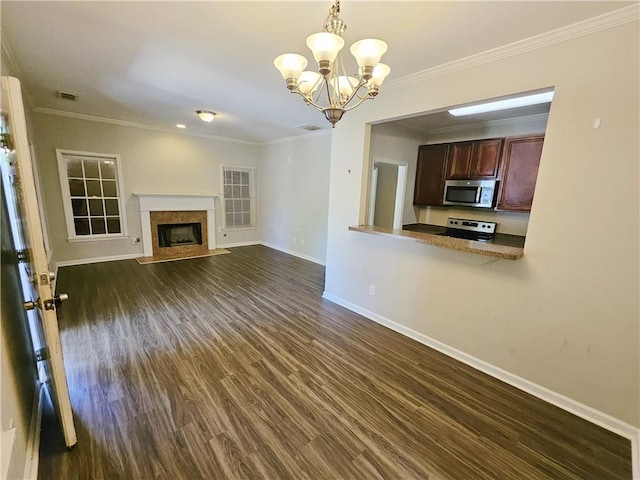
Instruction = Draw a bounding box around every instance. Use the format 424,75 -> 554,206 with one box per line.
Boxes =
196,110 -> 216,122
176,124 -> 186,129
448,91 -> 554,117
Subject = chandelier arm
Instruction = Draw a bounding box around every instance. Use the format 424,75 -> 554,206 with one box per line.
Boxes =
323,75 -> 334,106
342,95 -> 373,112
340,79 -> 367,107
290,90 -> 327,112
349,85 -> 372,101
312,78 -> 327,105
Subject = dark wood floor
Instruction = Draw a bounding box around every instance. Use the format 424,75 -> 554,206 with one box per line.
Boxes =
39,245 -> 631,479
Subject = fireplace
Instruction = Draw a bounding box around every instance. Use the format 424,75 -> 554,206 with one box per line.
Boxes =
149,210 -> 208,257
135,193 -> 218,258
158,223 -> 203,247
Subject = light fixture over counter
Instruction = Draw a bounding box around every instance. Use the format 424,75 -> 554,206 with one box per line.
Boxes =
274,1 -> 390,126
196,110 -> 216,122
448,91 -> 555,117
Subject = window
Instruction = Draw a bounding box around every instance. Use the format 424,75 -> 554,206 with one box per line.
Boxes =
222,166 -> 255,229
56,149 -> 127,240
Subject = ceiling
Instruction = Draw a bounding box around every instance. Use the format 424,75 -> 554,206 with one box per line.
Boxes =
1,1 -> 631,144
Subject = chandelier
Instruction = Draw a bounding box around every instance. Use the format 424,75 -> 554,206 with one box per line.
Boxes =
273,1 -> 390,126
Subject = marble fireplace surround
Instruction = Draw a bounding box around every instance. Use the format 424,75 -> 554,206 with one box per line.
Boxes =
135,193 -> 218,257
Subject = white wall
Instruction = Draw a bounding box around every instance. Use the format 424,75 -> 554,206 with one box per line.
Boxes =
260,133 -> 331,264
324,19 -> 639,428
32,114 -> 263,264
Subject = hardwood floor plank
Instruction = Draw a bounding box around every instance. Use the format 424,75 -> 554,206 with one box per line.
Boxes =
38,245 -> 633,479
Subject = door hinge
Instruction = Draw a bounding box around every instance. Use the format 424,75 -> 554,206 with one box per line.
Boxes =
35,347 -> 50,362
0,132 -> 13,152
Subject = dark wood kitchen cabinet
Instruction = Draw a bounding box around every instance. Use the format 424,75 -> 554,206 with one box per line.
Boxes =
497,134 -> 545,211
447,138 -> 503,180
413,143 -> 449,206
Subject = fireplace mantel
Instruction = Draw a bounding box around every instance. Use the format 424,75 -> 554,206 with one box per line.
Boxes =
134,193 -> 219,257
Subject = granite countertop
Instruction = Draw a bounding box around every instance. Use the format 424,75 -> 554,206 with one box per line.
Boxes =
402,223 -> 526,249
349,224 -> 525,260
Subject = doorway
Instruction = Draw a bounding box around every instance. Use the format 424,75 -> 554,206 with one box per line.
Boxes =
368,157 -> 407,230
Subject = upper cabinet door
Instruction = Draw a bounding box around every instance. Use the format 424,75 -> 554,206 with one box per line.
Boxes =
446,139 -> 502,179
497,135 -> 545,211
471,138 -> 503,178
446,141 -> 474,179
413,144 -> 450,206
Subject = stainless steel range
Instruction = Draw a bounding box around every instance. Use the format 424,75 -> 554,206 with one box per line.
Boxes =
444,217 -> 496,242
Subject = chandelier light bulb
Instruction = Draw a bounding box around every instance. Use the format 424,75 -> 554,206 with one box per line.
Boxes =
350,39 -> 387,68
274,54 -> 308,84
370,63 -> 391,87
306,32 -> 345,65
336,76 -> 358,97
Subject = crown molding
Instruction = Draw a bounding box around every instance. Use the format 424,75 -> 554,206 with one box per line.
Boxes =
424,113 -> 549,138
385,4 -> 640,92
31,107 -> 261,146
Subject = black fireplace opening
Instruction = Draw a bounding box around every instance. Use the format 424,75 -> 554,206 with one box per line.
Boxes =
158,222 -> 203,247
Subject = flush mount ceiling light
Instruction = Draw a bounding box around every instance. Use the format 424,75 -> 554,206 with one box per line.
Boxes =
176,124 -> 186,129
448,91 -> 555,117
196,110 -> 216,122
274,1 -> 390,127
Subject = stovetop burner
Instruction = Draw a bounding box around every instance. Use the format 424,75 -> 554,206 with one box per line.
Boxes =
444,217 -> 497,241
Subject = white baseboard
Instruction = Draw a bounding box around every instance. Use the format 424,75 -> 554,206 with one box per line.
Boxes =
22,382 -> 44,480
218,240 -> 261,248
56,253 -> 142,268
260,242 -> 326,266
322,291 -> 640,478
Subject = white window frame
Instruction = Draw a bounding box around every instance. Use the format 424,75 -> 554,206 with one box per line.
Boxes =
56,149 -> 128,241
220,165 -> 256,230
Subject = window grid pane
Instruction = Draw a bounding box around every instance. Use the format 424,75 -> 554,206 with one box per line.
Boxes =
223,167 -> 253,229
64,154 -> 124,238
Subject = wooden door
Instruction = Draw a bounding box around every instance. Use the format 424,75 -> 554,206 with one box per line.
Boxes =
497,135 -> 545,211
413,144 -> 449,206
1,76 -> 77,447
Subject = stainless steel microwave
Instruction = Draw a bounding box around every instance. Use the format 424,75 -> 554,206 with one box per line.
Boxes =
443,179 -> 497,208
